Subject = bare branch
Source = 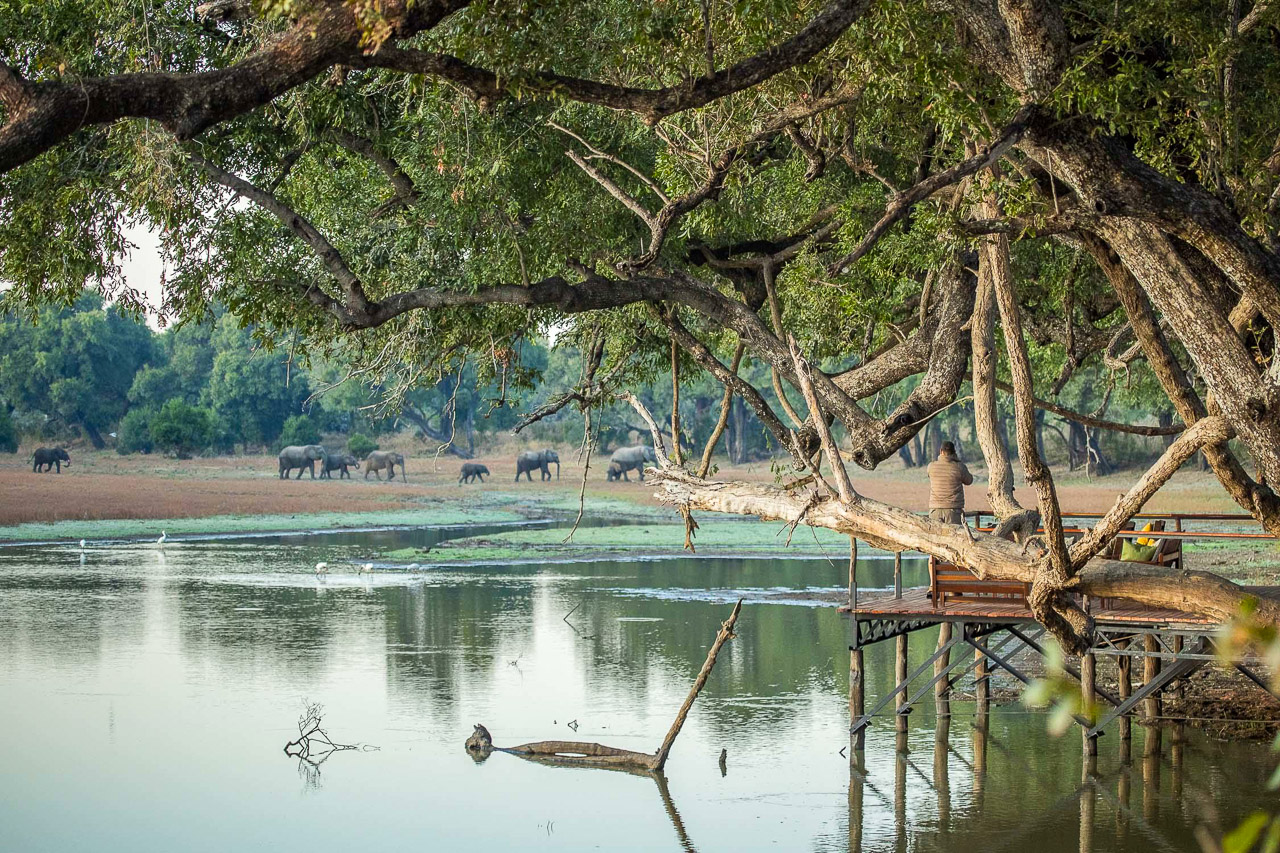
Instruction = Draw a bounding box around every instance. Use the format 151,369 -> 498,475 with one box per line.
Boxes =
789,335 -> 857,504
621,392 -> 671,466
697,341 -> 744,478
991,380 -> 1183,436
1068,416 -> 1232,568
548,121 -> 670,204
564,148 -> 658,231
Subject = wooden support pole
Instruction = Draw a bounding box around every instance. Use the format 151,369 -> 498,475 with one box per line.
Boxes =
1079,755 -> 1097,853
975,644 -> 990,714
935,622 -> 954,717
848,537 -> 858,611
972,712 -> 987,805
894,740 -> 908,848
1171,635 -> 1186,746
896,633 -> 910,735
1143,634 -> 1162,759
933,718 -> 951,826
1116,638 -> 1131,743
848,756 -> 865,853
894,551 -> 903,599
1117,766 -> 1131,839
1081,651 -> 1097,757
1142,749 -> 1160,823
850,647 -> 865,752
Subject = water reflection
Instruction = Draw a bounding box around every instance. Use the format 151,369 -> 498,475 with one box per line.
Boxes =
0,529 -> 1274,851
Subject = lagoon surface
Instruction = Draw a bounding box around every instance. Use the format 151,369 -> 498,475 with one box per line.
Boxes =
0,521 -> 1273,851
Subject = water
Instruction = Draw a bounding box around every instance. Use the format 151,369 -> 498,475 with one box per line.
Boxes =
0,526 -> 1272,851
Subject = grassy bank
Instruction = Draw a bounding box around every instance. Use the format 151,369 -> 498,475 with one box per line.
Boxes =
0,506 -> 529,543
385,516 -> 856,564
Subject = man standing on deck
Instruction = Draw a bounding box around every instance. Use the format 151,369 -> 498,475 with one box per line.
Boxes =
927,441 -> 973,524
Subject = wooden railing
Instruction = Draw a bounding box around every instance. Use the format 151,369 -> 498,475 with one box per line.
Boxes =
926,511 -> 1272,609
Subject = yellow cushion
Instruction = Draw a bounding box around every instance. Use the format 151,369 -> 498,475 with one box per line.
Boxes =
1136,522 -> 1155,546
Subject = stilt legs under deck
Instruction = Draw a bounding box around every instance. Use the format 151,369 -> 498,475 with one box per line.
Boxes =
846,604 -> 1259,750
894,634 -> 909,736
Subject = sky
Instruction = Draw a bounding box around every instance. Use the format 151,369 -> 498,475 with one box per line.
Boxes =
120,225 -> 167,328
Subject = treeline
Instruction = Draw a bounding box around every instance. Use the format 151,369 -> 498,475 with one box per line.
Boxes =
0,293 -> 1171,471
0,293 -> 794,460
0,293 -> 485,457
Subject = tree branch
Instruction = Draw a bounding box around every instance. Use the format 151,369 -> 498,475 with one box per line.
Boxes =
187,151 -> 373,321
1068,416 -> 1232,568
830,103 -> 1039,274
359,0 -> 870,124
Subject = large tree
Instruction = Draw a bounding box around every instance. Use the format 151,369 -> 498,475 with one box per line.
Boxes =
5,0 -> 1280,649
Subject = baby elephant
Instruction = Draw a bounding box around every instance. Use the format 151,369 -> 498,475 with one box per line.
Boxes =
459,462 -> 490,484
32,447 -> 71,473
606,461 -> 626,482
320,452 -> 360,479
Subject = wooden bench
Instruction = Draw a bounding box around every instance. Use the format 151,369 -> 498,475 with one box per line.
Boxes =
929,556 -> 1031,607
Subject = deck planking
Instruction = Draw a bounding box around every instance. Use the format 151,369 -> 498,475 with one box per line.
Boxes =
843,586 -> 1228,628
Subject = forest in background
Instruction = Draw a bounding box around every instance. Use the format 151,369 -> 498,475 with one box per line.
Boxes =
0,289 -> 1177,473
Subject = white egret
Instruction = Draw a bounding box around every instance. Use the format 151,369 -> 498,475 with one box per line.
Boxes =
315,562 -> 329,577
359,562 -> 374,574
79,539 -> 86,550
156,531 -> 167,547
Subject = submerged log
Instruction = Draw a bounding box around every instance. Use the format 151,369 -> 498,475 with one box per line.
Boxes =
465,599 -> 744,772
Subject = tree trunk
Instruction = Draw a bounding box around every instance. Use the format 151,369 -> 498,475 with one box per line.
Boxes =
400,403 -> 473,459
83,421 -> 106,450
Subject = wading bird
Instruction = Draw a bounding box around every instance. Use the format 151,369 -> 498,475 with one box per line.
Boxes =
315,562 -> 329,577
359,562 -> 374,574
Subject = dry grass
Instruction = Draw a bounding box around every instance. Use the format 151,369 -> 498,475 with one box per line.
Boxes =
0,441 -> 1254,527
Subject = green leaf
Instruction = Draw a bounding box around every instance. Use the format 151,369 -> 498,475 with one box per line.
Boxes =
1225,812 -> 1271,853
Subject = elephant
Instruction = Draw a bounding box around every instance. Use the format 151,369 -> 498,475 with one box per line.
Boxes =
606,461 -> 625,482
515,448 -> 559,482
608,445 -> 656,482
278,444 -> 327,479
459,462 -> 490,484
320,452 -> 360,479
365,450 -> 406,482
32,447 -> 71,473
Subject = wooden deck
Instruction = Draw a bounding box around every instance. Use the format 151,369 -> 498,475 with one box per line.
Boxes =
845,586 -> 1223,628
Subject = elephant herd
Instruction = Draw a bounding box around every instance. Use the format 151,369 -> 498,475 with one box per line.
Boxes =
29,442 -> 654,486
456,445 -> 656,485
277,445 -> 407,482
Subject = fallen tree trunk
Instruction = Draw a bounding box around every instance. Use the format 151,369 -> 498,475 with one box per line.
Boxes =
465,599 -> 743,771
650,469 -> 1280,628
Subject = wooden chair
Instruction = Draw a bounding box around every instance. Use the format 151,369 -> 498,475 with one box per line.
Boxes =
929,556 -> 1031,608
1110,520 -> 1182,569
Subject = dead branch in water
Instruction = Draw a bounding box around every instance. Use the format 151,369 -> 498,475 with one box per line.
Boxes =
283,702 -> 378,768
467,599 -> 744,771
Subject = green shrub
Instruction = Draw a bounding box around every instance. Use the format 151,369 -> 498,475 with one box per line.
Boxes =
150,400 -> 214,458
279,414 -> 322,448
116,407 -> 155,454
348,432 -> 378,458
0,408 -> 16,453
